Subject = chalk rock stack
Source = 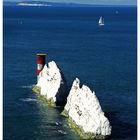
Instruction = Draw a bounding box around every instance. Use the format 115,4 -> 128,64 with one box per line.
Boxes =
62,78 -> 111,139
32,57 -> 112,139
32,61 -> 68,106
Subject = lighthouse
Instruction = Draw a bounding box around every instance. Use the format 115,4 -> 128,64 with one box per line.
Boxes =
37,54 -> 46,81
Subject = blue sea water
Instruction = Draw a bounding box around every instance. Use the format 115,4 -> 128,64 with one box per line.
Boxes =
3,5 -> 137,140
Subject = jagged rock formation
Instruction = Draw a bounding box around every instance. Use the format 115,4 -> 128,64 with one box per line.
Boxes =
61,78 -> 111,139
32,61 -> 68,106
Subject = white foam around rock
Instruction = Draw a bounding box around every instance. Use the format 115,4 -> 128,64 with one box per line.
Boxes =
64,78 -> 111,136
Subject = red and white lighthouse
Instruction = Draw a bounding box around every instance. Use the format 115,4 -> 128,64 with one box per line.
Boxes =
37,54 -> 46,81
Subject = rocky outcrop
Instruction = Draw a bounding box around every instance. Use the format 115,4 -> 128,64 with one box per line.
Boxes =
32,60 -> 111,139
32,61 -> 68,106
61,78 -> 111,139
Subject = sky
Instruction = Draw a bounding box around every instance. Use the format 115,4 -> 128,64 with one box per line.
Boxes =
3,0 -> 137,5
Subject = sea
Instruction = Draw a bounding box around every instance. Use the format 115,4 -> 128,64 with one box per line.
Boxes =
3,4 -> 137,140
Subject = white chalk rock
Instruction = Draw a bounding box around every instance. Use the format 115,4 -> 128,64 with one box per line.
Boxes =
63,78 -> 111,138
36,61 -> 67,105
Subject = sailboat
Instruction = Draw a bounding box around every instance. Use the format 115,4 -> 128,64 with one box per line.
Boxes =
98,16 -> 104,26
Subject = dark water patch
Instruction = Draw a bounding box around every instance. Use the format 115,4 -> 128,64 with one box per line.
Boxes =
106,112 -> 137,140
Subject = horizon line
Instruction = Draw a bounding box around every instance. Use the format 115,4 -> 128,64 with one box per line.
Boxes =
3,0 -> 137,6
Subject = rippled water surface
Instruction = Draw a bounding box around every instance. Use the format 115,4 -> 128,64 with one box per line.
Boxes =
3,5 -> 137,140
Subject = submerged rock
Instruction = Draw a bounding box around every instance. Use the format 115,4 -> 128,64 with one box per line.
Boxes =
61,78 -> 111,139
32,61 -> 68,106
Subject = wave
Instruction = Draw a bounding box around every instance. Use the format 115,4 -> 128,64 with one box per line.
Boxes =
17,3 -> 52,7
20,98 -> 37,102
21,85 -> 34,89
55,121 -> 62,126
58,130 -> 67,135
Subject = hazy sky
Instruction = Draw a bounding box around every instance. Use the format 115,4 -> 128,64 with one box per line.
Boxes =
4,0 -> 137,5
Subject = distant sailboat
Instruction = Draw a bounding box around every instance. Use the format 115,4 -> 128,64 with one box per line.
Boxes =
98,16 -> 104,26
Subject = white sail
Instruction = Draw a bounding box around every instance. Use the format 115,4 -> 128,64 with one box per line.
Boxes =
99,16 -> 104,26
98,17 -> 102,24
